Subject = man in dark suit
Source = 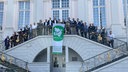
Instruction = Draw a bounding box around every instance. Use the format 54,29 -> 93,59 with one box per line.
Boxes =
71,18 -> 77,34
47,17 -> 53,34
43,19 -> 48,35
4,36 -> 10,50
52,17 -> 58,24
76,18 -> 81,35
37,20 -> 43,35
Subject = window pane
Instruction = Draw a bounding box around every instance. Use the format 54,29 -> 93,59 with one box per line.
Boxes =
93,0 -> 98,6
62,0 -> 69,8
18,1 -> 30,29
100,0 -> 105,6
19,1 -> 24,10
52,0 -> 60,8
93,0 -> 106,27
93,8 -> 99,26
53,10 -> 59,20
25,11 -> 30,26
62,10 -> 69,21
25,1 -> 30,10
18,11 -> 24,29
0,2 -> 4,30
0,2 -> 4,11
100,7 -> 106,27
0,12 -> 3,24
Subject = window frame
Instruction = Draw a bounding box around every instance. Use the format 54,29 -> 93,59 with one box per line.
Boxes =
93,0 -> 106,27
0,1 -> 4,31
52,0 -> 69,21
18,1 -> 30,29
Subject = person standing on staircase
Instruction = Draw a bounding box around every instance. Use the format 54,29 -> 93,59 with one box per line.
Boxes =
107,31 -> 115,48
4,36 -> 10,50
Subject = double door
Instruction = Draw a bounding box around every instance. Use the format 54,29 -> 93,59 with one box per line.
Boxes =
52,54 -> 65,72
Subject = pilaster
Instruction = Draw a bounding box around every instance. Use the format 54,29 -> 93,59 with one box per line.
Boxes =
110,0 -> 126,38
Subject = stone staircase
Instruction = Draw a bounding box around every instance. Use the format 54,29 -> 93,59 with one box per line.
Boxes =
0,51 -> 30,72
5,35 -> 111,63
1,35 -> 127,72
80,38 -> 128,72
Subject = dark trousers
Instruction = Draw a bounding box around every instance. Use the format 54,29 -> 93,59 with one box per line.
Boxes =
84,32 -> 87,38
109,40 -> 114,48
5,45 -> 9,50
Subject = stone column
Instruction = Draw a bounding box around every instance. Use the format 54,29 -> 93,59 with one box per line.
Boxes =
3,0 -> 14,39
126,12 -> 128,48
77,0 -> 87,21
43,0 -> 52,20
110,0 -> 126,38
87,0 -> 93,24
47,47 -> 50,63
65,46 -> 69,63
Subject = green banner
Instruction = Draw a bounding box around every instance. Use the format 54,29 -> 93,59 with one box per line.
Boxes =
52,24 -> 65,54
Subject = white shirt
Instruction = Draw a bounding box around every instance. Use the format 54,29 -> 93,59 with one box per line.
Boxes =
44,22 -> 47,26
49,20 -> 52,25
108,34 -> 115,40
54,20 -> 57,24
32,24 -> 37,29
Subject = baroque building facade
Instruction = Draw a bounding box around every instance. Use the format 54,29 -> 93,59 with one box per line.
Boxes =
0,0 -> 127,40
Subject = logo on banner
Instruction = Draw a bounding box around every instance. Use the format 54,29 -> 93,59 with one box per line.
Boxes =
53,26 -> 64,41
52,24 -> 65,54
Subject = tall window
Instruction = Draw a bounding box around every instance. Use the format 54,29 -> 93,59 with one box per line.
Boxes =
0,2 -> 4,30
62,10 -> 69,20
93,0 -> 106,27
62,0 -> 69,8
52,0 -> 69,21
53,10 -> 59,20
18,1 -> 30,29
52,0 -> 60,8
123,0 -> 128,26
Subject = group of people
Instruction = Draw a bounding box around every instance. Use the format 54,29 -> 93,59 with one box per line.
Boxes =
4,17 -> 115,50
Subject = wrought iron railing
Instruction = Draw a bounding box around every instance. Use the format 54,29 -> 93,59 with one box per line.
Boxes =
0,51 -> 29,72
0,26 -> 127,72
113,38 -> 127,48
0,26 -> 127,51
80,40 -> 128,72
1,33 -> 126,51
0,41 -> 5,51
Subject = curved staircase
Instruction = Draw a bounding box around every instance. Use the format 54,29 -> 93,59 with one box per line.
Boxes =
80,39 -> 128,72
0,51 -> 30,72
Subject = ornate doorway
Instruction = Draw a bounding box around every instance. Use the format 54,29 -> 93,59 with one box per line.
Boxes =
51,47 -> 65,72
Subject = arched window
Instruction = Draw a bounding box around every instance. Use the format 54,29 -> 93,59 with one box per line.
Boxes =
18,1 -> 30,29
93,0 -> 106,27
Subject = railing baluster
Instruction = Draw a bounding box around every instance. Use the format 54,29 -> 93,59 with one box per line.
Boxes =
0,51 -> 29,72
81,38 -> 128,72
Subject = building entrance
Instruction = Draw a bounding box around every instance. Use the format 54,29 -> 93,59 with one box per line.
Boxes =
51,47 -> 65,72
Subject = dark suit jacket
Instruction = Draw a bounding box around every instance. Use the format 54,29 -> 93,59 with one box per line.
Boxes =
52,20 -> 58,24
47,20 -> 53,26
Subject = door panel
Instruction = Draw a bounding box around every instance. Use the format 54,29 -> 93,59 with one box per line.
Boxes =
52,54 -> 65,72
